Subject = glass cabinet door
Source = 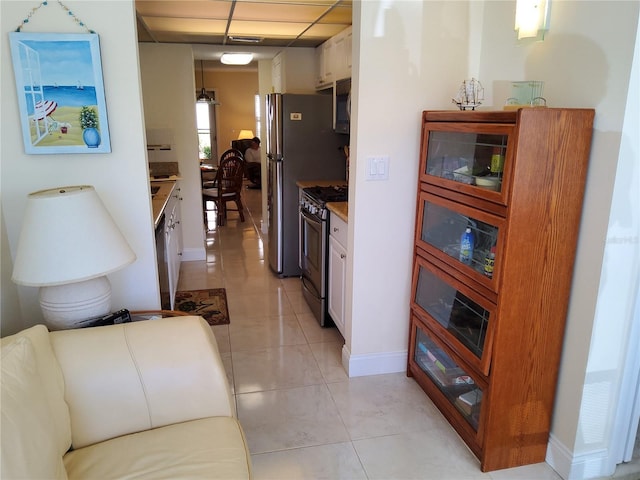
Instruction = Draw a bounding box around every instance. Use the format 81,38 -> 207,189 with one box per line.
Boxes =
421,125 -> 512,198
412,257 -> 495,375
416,191 -> 504,289
413,325 -> 484,431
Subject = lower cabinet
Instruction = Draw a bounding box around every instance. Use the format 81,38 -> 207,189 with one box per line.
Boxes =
328,213 -> 347,337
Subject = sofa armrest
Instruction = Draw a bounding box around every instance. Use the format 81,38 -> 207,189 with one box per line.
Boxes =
50,316 -> 234,449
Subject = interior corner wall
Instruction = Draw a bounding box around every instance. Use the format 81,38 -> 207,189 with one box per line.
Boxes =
1,0 -> 160,329
138,43 -> 205,261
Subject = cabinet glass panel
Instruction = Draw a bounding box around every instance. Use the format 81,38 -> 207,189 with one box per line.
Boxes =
414,328 -> 482,430
415,265 -> 490,359
421,200 -> 498,278
425,131 -> 507,192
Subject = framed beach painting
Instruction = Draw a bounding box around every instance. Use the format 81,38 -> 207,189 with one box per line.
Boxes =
9,32 -> 111,154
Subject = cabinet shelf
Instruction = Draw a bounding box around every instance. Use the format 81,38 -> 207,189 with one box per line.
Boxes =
408,108 -> 595,472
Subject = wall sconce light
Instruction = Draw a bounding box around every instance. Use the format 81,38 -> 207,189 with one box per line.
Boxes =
11,186 -> 136,330
515,0 -> 551,40
220,53 -> 254,66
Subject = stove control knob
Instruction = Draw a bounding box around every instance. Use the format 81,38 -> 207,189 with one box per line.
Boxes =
310,205 -> 317,214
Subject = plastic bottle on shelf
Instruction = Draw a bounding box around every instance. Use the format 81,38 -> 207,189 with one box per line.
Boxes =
459,227 -> 475,265
484,246 -> 496,278
490,147 -> 504,174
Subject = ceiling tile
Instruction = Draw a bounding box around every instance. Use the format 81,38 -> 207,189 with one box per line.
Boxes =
228,20 -> 309,38
136,1 -> 231,19
136,0 -> 352,48
143,17 -> 229,35
232,2 -> 331,23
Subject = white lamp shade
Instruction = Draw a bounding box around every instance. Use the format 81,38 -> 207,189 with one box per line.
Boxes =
237,130 -> 255,140
12,185 -> 136,287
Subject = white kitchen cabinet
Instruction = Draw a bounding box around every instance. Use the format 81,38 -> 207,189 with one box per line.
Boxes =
315,26 -> 352,89
272,49 -> 316,93
328,213 -> 347,337
333,26 -> 352,81
165,183 -> 182,309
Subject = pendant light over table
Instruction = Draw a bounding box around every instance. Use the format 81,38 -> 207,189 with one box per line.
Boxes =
197,60 -> 219,104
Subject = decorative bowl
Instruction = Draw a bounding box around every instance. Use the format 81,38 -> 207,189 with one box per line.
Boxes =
474,176 -> 500,191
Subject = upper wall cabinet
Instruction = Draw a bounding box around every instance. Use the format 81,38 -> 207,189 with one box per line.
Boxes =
316,26 -> 352,89
272,49 -> 317,94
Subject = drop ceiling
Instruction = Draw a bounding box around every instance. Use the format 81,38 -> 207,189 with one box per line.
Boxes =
135,0 -> 352,49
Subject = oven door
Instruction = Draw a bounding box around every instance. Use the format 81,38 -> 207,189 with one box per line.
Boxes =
300,208 -> 325,292
300,207 -> 329,325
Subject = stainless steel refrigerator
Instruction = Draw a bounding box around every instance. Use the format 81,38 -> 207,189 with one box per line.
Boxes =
266,93 -> 346,277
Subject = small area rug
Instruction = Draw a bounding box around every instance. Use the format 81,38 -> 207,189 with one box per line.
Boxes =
174,288 -> 230,326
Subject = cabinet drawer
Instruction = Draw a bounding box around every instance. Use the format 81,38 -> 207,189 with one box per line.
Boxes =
411,254 -> 496,376
329,213 -> 347,246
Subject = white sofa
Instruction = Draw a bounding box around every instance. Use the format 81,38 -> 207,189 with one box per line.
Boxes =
1,316 -> 252,479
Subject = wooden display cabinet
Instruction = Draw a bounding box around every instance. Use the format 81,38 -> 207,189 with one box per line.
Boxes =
407,108 -> 594,472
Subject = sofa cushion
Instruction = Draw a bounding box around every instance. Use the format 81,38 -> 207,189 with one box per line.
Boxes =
50,316 -> 234,449
1,336 -> 68,479
63,416 -> 252,480
1,324 -> 72,452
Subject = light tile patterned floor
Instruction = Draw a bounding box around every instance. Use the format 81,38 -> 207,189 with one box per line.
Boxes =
178,185 -> 635,480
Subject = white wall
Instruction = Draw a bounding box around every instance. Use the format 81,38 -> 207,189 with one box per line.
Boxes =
475,6 -> 639,476
1,0 -> 158,335
346,1 -> 470,373
138,43 -> 206,261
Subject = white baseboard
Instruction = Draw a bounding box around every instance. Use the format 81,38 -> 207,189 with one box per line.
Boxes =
546,433 -> 614,479
181,247 -> 206,262
342,345 -> 407,377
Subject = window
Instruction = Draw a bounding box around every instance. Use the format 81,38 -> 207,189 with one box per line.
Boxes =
196,93 -> 218,163
254,94 -> 261,140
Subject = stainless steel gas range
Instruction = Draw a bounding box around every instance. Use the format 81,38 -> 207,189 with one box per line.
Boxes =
299,185 -> 348,326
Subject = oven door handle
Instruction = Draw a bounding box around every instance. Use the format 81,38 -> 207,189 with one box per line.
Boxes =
301,275 -> 321,298
300,208 -> 322,227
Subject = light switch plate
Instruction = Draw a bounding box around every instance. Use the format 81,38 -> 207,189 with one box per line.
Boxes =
366,156 -> 389,181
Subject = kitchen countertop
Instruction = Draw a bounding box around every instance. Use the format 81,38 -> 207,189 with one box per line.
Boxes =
296,180 -> 347,189
327,202 -> 348,223
151,180 -> 177,229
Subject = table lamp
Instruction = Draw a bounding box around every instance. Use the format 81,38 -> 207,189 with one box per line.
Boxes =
237,130 -> 254,140
11,185 -> 136,330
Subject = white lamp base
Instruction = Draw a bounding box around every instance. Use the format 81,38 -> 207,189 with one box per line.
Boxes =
39,276 -> 112,330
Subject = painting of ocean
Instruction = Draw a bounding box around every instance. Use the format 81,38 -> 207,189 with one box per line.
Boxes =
25,86 -> 97,116
9,32 -> 111,154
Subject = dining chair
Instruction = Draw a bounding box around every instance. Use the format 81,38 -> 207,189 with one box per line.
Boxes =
202,155 -> 245,226
202,149 -> 244,188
